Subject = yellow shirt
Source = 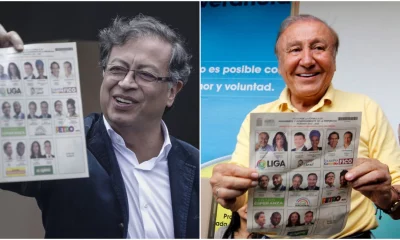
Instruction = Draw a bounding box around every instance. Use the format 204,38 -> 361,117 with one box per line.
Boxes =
231,85 -> 400,238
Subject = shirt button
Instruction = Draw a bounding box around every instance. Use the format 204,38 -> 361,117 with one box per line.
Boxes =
119,223 -> 124,229
144,204 -> 148,208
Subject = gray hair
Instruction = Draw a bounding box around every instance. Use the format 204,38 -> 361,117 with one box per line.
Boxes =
98,14 -> 192,85
274,14 -> 339,57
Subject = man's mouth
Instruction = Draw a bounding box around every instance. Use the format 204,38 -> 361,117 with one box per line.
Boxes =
114,96 -> 134,104
296,72 -> 320,77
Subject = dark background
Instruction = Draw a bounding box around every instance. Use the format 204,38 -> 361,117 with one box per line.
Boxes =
0,2 -> 200,148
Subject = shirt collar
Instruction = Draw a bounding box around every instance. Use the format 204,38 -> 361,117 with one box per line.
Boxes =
102,115 -> 172,161
278,84 -> 335,112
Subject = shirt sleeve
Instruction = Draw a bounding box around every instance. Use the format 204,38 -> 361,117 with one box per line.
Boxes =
365,98 -> 400,185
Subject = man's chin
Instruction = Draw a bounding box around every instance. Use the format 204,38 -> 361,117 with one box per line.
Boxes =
106,115 -> 136,128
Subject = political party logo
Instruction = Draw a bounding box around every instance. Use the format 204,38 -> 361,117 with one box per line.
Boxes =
34,166 -> 53,175
321,196 -> 342,204
1,127 -> 26,136
254,197 -> 284,207
35,126 -> 47,135
256,159 -> 267,169
52,87 -> 77,94
295,197 -> 311,207
0,87 -> 22,96
324,159 -> 338,165
6,167 -> 26,177
338,158 -> 353,164
56,126 -> 75,133
303,159 -> 314,166
266,160 -> 286,168
287,230 -> 308,237
30,87 -> 44,95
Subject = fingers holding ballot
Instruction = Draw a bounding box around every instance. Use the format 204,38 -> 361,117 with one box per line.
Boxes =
0,24 -> 24,51
346,158 -> 400,218
210,163 -> 259,211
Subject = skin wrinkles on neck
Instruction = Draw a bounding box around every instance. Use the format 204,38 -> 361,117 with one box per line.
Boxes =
289,87 -> 329,112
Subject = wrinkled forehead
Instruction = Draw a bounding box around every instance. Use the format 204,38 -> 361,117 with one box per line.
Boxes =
279,20 -> 336,47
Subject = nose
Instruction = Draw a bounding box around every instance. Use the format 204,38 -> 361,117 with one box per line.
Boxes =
118,70 -> 139,89
299,48 -> 315,68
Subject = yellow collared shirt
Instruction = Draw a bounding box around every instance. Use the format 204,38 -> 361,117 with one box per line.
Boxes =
231,84 -> 400,238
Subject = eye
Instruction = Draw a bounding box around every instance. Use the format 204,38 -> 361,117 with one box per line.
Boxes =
288,47 -> 301,53
108,66 -> 127,75
313,45 -> 326,51
137,70 -> 157,81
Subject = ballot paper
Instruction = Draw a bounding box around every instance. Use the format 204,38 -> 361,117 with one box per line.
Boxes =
0,42 -> 88,182
247,112 -> 361,237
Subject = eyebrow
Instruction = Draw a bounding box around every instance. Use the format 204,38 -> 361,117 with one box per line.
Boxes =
108,58 -> 129,67
285,38 -> 329,48
135,63 -> 161,74
108,58 -> 162,73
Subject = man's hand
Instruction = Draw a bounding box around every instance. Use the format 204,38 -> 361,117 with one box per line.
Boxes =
255,143 -> 261,151
345,158 -> 392,210
210,163 -> 259,211
0,24 -> 24,51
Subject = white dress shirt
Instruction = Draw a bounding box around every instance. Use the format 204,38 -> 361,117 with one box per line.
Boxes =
338,143 -> 354,151
25,74 -> 34,79
103,116 -> 174,239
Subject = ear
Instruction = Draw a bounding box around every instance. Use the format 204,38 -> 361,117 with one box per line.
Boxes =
166,80 -> 183,107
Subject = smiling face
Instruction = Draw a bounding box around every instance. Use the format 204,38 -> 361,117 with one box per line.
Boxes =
9,63 -> 17,75
325,173 -> 335,186
256,213 -> 266,226
32,142 -> 39,155
55,101 -> 63,113
67,103 -> 76,115
340,175 -> 347,187
294,135 -> 305,148
304,212 -> 313,224
290,213 -> 299,224
292,176 -> 302,189
2,102 -> 11,117
24,64 -> 33,76
13,102 -> 21,114
29,103 -> 36,115
44,142 -> 51,154
344,133 -> 352,146
5,143 -> 12,157
36,63 -> 44,75
311,135 -> 320,148
270,213 -> 281,226
276,20 -> 336,103
275,134 -> 284,148
100,37 -> 181,132
307,174 -> 317,188
41,102 -> 48,115
51,63 -> 60,77
328,133 -> 339,148
64,62 -> 72,75
272,174 -> 282,187
258,133 -> 269,148
17,143 -> 25,156
259,176 -> 269,189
